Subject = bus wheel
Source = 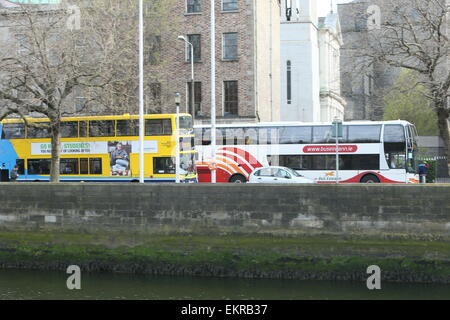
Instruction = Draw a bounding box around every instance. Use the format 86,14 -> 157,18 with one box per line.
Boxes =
130,179 -> 140,183
360,174 -> 380,183
229,174 -> 247,183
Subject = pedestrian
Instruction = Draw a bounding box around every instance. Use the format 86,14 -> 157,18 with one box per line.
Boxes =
10,165 -> 19,182
418,161 -> 428,184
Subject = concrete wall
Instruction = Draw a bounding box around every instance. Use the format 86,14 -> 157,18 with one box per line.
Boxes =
0,183 -> 449,236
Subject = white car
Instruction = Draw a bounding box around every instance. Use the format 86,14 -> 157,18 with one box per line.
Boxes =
248,166 -> 314,184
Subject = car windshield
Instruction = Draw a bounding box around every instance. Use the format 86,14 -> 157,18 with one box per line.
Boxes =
285,167 -> 300,177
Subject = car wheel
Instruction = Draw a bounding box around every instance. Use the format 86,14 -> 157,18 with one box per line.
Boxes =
229,175 -> 247,183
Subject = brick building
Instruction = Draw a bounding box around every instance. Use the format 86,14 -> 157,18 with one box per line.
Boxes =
169,0 -> 281,124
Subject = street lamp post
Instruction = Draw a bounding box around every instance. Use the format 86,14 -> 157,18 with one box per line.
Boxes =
175,93 -> 181,184
138,0 -> 145,184
210,0 -> 217,183
332,117 -> 343,184
177,36 -> 195,120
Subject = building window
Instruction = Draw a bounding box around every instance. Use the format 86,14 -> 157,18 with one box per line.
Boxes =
187,0 -> 201,13
287,60 -> 292,104
224,81 -> 238,116
223,0 -> 238,11
187,82 -> 202,116
148,82 -> 162,113
147,34 -> 161,65
187,34 -> 201,62
355,13 -> 368,31
223,33 -> 238,60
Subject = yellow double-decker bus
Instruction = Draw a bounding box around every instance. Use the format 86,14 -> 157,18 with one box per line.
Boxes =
0,114 -> 197,183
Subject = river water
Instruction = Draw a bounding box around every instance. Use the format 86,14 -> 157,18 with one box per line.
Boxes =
0,269 -> 449,300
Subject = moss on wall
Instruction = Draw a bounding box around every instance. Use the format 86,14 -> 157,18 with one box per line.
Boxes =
1,231 -> 449,283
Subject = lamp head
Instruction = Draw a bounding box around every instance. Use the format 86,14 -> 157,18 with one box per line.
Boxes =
333,116 -> 342,124
175,92 -> 181,105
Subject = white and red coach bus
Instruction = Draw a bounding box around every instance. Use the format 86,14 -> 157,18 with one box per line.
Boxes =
194,120 -> 419,184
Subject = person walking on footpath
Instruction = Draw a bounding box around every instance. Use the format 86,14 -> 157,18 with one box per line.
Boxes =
418,161 -> 428,184
10,165 -> 19,182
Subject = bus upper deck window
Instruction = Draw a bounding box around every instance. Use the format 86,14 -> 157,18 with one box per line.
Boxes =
89,120 -> 115,137
1,123 -> 26,139
61,121 -> 79,138
117,120 -> 139,136
27,122 -> 51,139
179,116 -> 193,130
79,121 -> 88,137
384,125 -> 406,153
146,119 -> 172,136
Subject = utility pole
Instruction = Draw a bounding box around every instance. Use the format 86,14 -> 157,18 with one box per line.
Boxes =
177,36 -> 195,120
332,117 -> 343,184
175,93 -> 181,184
138,0 -> 145,184
210,0 -> 217,183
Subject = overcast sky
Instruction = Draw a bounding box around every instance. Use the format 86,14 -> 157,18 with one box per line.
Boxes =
317,0 -> 353,17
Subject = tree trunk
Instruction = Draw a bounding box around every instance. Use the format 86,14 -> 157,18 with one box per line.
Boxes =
436,107 -> 450,178
50,121 -> 61,183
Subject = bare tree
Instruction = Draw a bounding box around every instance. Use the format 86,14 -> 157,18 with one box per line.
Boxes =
80,0 -> 180,114
0,0 -> 179,182
0,4 -> 108,182
362,0 -> 450,174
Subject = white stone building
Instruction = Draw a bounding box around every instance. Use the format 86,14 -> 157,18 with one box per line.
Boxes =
280,0 -> 346,122
318,12 -> 346,122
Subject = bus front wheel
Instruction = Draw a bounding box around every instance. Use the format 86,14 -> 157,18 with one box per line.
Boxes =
229,174 -> 247,183
360,174 -> 380,183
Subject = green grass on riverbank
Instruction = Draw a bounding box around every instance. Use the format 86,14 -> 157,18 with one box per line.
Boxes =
0,231 -> 449,283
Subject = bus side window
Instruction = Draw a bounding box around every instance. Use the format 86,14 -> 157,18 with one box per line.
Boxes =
194,128 -> 202,146
244,128 -> 258,145
384,125 -> 406,153
1,123 -> 26,139
80,158 -> 89,174
89,120 -> 115,137
27,159 -> 51,175
117,120 -> 139,136
89,158 -> 103,175
61,121 -> 79,138
153,157 -> 175,174
146,119 -> 172,136
202,129 -> 211,145
16,159 -> 25,174
312,126 -> 333,144
60,158 -> 79,175
79,121 -> 88,137
27,122 -> 51,139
